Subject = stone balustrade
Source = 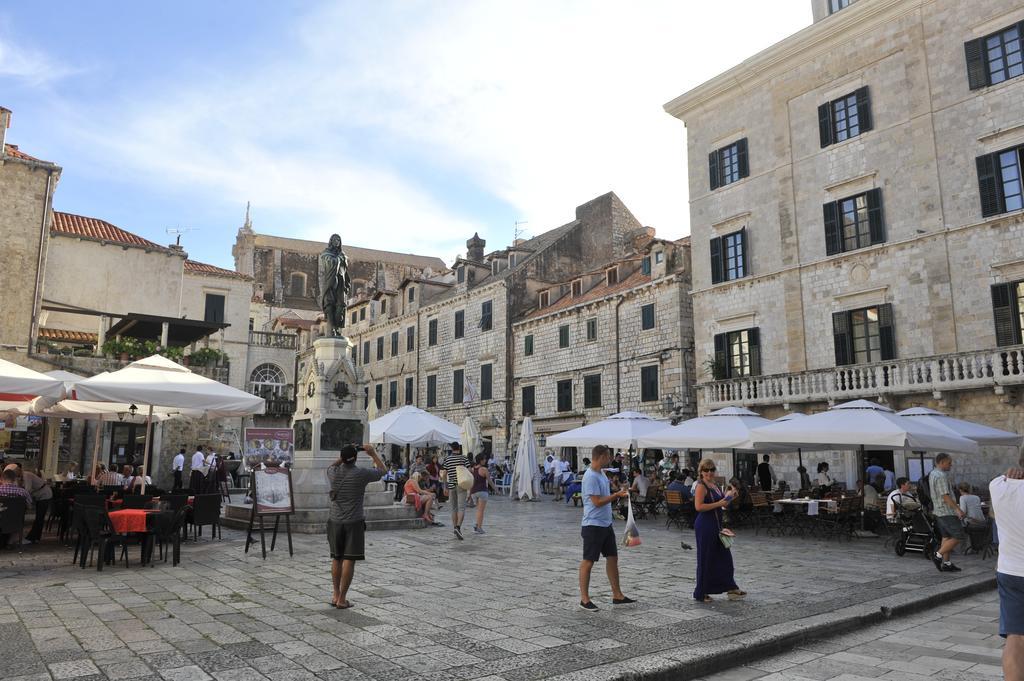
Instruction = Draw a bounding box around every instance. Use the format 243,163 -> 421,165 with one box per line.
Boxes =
700,345 -> 1024,409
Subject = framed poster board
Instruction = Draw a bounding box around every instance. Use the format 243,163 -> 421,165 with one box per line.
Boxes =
245,428 -> 294,466
252,467 -> 295,514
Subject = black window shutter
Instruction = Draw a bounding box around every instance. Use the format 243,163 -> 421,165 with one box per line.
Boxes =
736,138 -> 749,178
832,311 -> 852,366
866,188 -> 885,244
739,227 -> 749,277
964,37 -> 989,90
709,150 -> 720,191
748,328 -> 761,376
818,102 -> 834,148
976,152 -> 1006,217
991,283 -> 1022,346
823,201 -> 841,255
855,86 -> 872,132
878,303 -> 896,360
713,333 -> 728,380
709,236 -> 724,285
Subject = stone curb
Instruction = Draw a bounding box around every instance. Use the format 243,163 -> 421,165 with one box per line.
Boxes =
615,572 -> 997,681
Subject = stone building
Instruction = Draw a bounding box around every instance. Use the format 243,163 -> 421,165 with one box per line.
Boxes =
512,237 -> 695,452
347,192 -> 651,460
665,0 -> 1024,488
0,107 -> 61,366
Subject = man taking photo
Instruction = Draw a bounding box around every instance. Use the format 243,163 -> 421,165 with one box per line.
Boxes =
326,443 -> 385,609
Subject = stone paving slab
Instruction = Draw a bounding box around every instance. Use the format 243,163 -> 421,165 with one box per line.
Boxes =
0,494 -> 1000,680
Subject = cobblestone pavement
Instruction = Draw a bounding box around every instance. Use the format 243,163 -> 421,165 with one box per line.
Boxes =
0,494 -> 1002,681
699,591 -> 1005,681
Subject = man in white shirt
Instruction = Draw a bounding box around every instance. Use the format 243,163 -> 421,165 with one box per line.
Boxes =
190,445 -> 206,493
885,478 -> 920,519
172,447 -> 185,490
883,467 -> 896,491
990,458 -> 1024,681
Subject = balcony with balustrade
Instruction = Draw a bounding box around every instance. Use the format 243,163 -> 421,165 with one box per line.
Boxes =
700,344 -> 1024,410
248,330 -> 297,349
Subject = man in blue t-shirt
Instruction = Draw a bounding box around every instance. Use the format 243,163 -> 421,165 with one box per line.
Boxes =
578,445 -> 635,612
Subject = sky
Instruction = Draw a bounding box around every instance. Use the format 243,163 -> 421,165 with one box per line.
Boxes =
0,2 -> 811,269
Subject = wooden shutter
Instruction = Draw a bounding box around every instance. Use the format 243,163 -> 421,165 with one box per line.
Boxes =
710,236 -> 724,285
878,303 -> 896,360
964,37 -> 989,90
818,102 -> 834,148
736,138 -> 749,179
748,328 -> 761,376
739,228 -> 749,277
855,86 -> 872,132
823,201 -> 842,255
991,283 -> 1022,346
976,152 -> 1006,217
709,150 -> 720,191
713,333 -> 728,380
866,188 -> 885,244
832,311 -> 852,366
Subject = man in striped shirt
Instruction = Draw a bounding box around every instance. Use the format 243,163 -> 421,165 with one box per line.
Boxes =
326,443 -> 385,609
442,442 -> 471,540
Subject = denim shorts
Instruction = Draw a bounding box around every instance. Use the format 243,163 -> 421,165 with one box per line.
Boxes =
471,491 -> 489,502
997,571 -> 1024,638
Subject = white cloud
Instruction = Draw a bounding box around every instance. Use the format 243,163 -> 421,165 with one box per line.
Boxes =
0,32 -> 77,85
56,0 -> 811,260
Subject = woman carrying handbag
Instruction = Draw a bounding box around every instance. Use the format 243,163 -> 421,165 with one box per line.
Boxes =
692,458 -> 747,603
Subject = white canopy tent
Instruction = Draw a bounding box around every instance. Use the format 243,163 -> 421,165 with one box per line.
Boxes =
511,417 -> 541,500
71,355 -> 266,492
368,405 -> 461,447
0,358 -> 66,412
638,406 -> 775,450
896,407 -> 1023,447
546,411 -> 667,451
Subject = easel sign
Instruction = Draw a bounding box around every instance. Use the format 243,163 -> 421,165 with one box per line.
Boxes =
244,467 -> 295,559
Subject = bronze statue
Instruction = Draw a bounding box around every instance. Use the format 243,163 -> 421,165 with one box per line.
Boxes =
318,234 -> 351,336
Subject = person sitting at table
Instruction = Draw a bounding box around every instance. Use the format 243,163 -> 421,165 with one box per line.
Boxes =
0,467 -> 34,548
680,468 -> 695,487
885,478 -> 921,519
63,462 -> 79,481
957,482 -> 987,529
123,466 -> 152,491
629,468 -> 650,501
667,471 -> 692,501
863,476 -> 883,510
100,464 -> 124,488
726,477 -> 752,525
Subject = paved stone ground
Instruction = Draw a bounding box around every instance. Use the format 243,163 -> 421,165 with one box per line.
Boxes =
0,494 -> 1002,681
698,591 -> 1005,681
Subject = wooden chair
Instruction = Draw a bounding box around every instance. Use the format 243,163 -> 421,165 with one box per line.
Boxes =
664,490 -> 687,530
750,492 -> 778,536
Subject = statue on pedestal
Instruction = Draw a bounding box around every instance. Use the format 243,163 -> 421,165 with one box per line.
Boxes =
318,234 -> 351,336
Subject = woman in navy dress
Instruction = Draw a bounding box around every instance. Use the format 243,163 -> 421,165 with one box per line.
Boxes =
693,458 -> 747,602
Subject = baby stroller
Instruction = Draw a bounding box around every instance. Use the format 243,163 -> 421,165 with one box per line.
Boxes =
893,507 -> 941,558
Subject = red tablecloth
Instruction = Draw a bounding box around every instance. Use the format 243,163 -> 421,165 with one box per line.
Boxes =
108,509 -> 154,533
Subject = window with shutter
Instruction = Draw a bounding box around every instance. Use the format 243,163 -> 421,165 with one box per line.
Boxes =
524,334 -> 534,356
480,364 -> 492,401
426,375 -> 437,407
374,384 -> 383,410
522,386 -> 535,416
708,139 -> 748,189
405,377 -> 414,405
818,102 -> 834,148
390,331 -> 398,356
204,294 -> 225,324
823,201 -> 841,255
376,337 -> 384,361
709,151 -> 720,191
877,303 -> 896,361
747,328 -> 762,376
718,328 -> 759,378
640,366 -> 659,402
820,88 -> 871,148
556,380 -> 572,412
389,381 -> 397,408
559,325 -> 569,349
539,291 -> 549,307
710,236 -> 724,284
480,300 -> 493,331
828,0 -> 852,13
832,311 -> 852,366
985,24 -> 1024,86
723,229 -> 746,280
362,341 -> 370,364
976,147 -> 1024,218
586,318 -> 597,342
641,257 -> 651,275
824,189 -> 884,254
641,304 -> 655,330
454,310 -> 465,339
583,374 -> 601,409
713,333 -> 728,380
453,369 -> 464,404
834,305 -> 893,365
407,326 -> 415,352
991,282 -> 1024,346
428,319 -> 438,346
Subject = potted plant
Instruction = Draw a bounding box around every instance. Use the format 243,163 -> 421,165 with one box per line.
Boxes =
191,347 -> 225,367
102,338 -> 128,360
160,345 -> 185,362
142,340 -> 160,357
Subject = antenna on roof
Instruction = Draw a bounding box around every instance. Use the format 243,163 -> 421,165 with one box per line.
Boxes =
514,220 -> 529,243
166,227 -> 196,246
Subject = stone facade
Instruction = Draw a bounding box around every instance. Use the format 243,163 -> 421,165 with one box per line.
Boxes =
512,239 -> 695,440
665,0 -> 1024,487
0,108 -> 61,365
347,192 -> 652,459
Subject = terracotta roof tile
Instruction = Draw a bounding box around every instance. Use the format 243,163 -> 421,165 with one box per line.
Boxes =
524,267 -> 651,320
4,143 -> 49,164
39,328 -> 98,343
184,259 -> 249,280
52,212 -> 172,252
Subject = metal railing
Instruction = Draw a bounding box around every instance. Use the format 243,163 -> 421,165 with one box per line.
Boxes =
249,331 -> 297,349
264,398 -> 296,416
700,345 -> 1024,409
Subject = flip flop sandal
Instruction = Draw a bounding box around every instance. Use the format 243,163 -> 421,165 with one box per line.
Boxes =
727,590 -> 747,600
701,596 -> 713,603
336,601 -> 353,609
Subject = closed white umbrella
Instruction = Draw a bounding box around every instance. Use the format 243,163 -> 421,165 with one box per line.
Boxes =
750,400 -> 979,455
368,405 -> 461,447
367,395 -> 379,422
511,417 -> 541,500
461,416 -> 482,457
546,411 -> 667,451
897,407 -> 1023,447
638,406 -> 774,450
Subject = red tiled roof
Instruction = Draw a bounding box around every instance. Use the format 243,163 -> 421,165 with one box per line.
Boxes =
39,328 -> 98,343
52,212 -> 172,252
524,268 -> 652,320
184,259 -> 248,279
4,143 -> 49,163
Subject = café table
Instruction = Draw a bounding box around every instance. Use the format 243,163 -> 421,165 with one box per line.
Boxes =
773,498 -> 837,536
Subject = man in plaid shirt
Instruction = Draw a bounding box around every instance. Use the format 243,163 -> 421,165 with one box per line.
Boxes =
0,467 -> 32,505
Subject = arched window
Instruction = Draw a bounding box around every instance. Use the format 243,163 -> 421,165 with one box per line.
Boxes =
289,272 -> 306,297
249,363 -> 286,398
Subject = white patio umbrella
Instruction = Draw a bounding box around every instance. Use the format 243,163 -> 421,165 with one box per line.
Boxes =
0,358 -> 66,411
638,406 -> 774,450
896,407 -> 1023,447
750,400 -> 980,455
71,355 -> 265,492
368,405 -> 461,447
461,416 -> 482,457
775,412 -> 808,470
511,417 -> 541,500
546,411 -> 667,450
